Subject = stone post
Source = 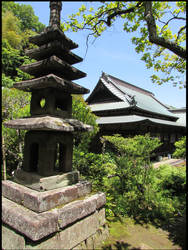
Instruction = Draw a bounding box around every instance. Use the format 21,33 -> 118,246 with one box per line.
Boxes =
49,2 -> 62,27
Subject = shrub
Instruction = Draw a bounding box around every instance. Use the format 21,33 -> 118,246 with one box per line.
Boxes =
73,133 -> 186,223
173,136 -> 186,159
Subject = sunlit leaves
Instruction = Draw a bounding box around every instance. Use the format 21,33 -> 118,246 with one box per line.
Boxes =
2,11 -> 22,49
2,2 -> 41,87
72,95 -> 99,152
62,1 -> 186,88
172,136 -> 186,159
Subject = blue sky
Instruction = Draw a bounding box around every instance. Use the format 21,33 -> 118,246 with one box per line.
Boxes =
16,1 -> 186,108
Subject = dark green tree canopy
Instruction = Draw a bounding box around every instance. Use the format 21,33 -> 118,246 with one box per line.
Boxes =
2,1 -> 45,33
2,1 -> 45,87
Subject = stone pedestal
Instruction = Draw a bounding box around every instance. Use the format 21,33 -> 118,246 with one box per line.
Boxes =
13,169 -> 79,191
2,180 -> 109,249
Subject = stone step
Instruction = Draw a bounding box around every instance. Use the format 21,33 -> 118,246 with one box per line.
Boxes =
2,192 -> 106,241
2,180 -> 92,212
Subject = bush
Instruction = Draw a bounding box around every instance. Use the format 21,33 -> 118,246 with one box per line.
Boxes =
172,136 -> 186,159
153,164 -> 186,216
2,88 -> 31,177
73,133 -> 186,224
72,95 -> 99,152
73,147 -> 115,190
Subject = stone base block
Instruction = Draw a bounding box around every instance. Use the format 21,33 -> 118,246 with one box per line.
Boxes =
2,192 -> 106,241
2,180 -> 92,212
2,195 -> 108,249
2,224 -> 25,250
13,169 -> 79,191
2,211 -> 108,250
73,223 -> 109,249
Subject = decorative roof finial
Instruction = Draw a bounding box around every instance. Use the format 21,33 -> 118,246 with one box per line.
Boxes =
49,1 -> 62,27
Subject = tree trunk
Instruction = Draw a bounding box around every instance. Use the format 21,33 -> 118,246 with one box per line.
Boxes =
2,136 -> 7,180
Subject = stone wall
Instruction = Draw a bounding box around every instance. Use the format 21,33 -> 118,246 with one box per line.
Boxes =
2,208 -> 108,249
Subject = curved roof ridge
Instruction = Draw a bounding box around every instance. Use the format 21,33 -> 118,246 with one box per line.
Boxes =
105,72 -> 154,97
102,73 -> 133,104
101,78 -> 126,102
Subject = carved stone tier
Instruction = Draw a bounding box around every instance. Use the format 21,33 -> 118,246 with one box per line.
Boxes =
26,40 -> 83,64
4,115 -> 93,132
13,74 -> 89,94
13,169 -> 80,191
2,180 -> 92,209
20,55 -> 86,80
29,25 -> 78,49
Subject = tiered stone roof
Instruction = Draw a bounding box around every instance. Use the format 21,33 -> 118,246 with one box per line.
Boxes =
5,2 -> 91,132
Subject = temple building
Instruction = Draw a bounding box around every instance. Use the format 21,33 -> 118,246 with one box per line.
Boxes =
86,72 -> 186,157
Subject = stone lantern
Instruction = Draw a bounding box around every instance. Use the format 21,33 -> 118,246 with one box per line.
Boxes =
2,2 -> 108,249
4,1 -> 92,190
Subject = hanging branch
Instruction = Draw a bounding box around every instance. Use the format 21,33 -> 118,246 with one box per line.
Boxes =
144,1 -> 186,59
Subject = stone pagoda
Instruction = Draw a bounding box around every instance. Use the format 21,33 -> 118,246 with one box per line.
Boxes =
2,2 -> 108,249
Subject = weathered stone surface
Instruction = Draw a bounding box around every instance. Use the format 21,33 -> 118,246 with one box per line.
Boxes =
58,193 -> 106,229
85,236 -> 94,249
98,207 -> 106,226
76,180 -> 92,196
20,55 -> 86,80
73,224 -> 109,249
2,197 -> 58,241
4,115 -> 93,132
22,131 -> 74,176
13,74 -> 89,94
58,196 -> 96,228
2,224 -> 25,250
2,180 -> 24,205
49,1 -> 62,28
14,169 -> 79,191
96,192 -> 106,209
56,211 -> 99,249
93,224 -> 109,248
2,180 -> 92,212
26,40 -> 83,64
29,25 -> 78,49
2,190 -> 106,242
25,210 -> 108,249
2,193 -> 108,248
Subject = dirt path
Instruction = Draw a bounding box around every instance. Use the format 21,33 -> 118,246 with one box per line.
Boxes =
153,158 -> 185,168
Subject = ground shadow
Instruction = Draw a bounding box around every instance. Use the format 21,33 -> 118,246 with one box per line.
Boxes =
102,241 -> 132,250
102,240 -> 148,250
160,212 -> 186,250
130,210 -> 186,250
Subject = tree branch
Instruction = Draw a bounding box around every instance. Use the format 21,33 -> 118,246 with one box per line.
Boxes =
106,2 -> 143,26
144,1 -> 186,59
176,25 -> 186,41
161,16 -> 186,33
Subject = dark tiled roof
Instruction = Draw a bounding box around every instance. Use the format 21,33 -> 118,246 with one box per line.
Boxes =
87,72 -> 178,120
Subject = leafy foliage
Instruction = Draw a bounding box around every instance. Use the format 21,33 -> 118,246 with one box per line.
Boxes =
62,1 -> 186,87
2,88 -> 31,177
2,2 -> 44,88
2,1 -> 45,33
73,133 -> 185,225
2,39 -> 33,84
72,95 -> 99,152
100,134 -> 162,218
172,136 -> 186,159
